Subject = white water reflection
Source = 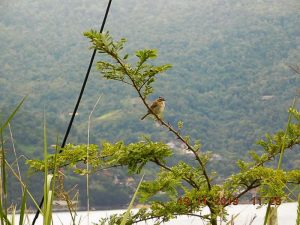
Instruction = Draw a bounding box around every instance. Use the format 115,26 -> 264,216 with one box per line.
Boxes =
14,202 -> 298,225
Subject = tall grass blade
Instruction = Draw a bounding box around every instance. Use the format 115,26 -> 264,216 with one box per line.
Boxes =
120,174 -> 145,225
0,206 -> 12,225
297,194 -> 300,225
43,111 -> 48,211
43,112 -> 51,225
11,205 -> 16,225
0,129 -> 8,216
268,206 -> 278,225
5,160 -> 42,214
225,213 -> 240,225
0,208 -> 2,225
277,97 -> 296,170
8,123 -> 22,184
0,97 -> 26,224
0,97 -> 26,133
19,186 -> 27,225
44,137 -> 60,225
264,98 -> 296,225
45,189 -> 53,225
0,196 -> 4,225
87,93 -> 103,225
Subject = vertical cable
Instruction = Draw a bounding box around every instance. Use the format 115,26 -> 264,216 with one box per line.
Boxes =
31,0 -> 113,224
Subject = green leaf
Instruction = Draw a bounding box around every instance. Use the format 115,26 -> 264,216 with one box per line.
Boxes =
177,120 -> 184,129
0,96 -> 26,132
19,187 -> 27,225
120,174 -> 145,225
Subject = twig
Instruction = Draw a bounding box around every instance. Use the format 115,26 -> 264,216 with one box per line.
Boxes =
227,180 -> 260,207
138,76 -> 152,91
152,157 -> 200,189
287,64 -> 300,75
110,53 -> 212,190
8,123 -> 22,181
132,212 -> 206,224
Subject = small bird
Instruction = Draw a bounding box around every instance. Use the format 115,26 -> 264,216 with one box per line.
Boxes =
141,96 -> 165,120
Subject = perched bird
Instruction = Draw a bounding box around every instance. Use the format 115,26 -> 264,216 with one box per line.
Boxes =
141,96 -> 165,120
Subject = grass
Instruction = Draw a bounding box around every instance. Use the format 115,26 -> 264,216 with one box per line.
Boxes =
0,97 -> 26,225
297,194 -> 300,225
0,97 -> 146,225
0,99 -> 59,225
263,97 -> 297,225
120,174 -> 144,225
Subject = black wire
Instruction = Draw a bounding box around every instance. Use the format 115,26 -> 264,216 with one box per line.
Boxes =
31,0 -> 113,224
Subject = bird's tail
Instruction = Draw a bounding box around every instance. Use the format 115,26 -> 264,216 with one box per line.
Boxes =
141,113 -> 150,120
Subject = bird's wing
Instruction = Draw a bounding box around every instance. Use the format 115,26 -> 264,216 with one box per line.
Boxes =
150,101 -> 159,109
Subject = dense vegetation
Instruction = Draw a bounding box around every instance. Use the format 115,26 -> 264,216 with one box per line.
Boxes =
0,0 -> 299,208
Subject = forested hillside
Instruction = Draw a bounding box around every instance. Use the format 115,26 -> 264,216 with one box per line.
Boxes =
0,0 -> 299,208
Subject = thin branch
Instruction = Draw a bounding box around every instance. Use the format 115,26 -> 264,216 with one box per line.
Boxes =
109,53 -> 212,190
110,77 -> 133,86
225,179 -> 260,207
152,157 -> 200,189
287,64 -> 300,75
138,76 -> 152,91
253,139 -> 300,168
132,211 -> 206,224
8,123 -> 22,181
287,181 -> 300,185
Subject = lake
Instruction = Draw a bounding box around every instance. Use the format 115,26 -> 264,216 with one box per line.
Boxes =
13,202 -> 298,225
